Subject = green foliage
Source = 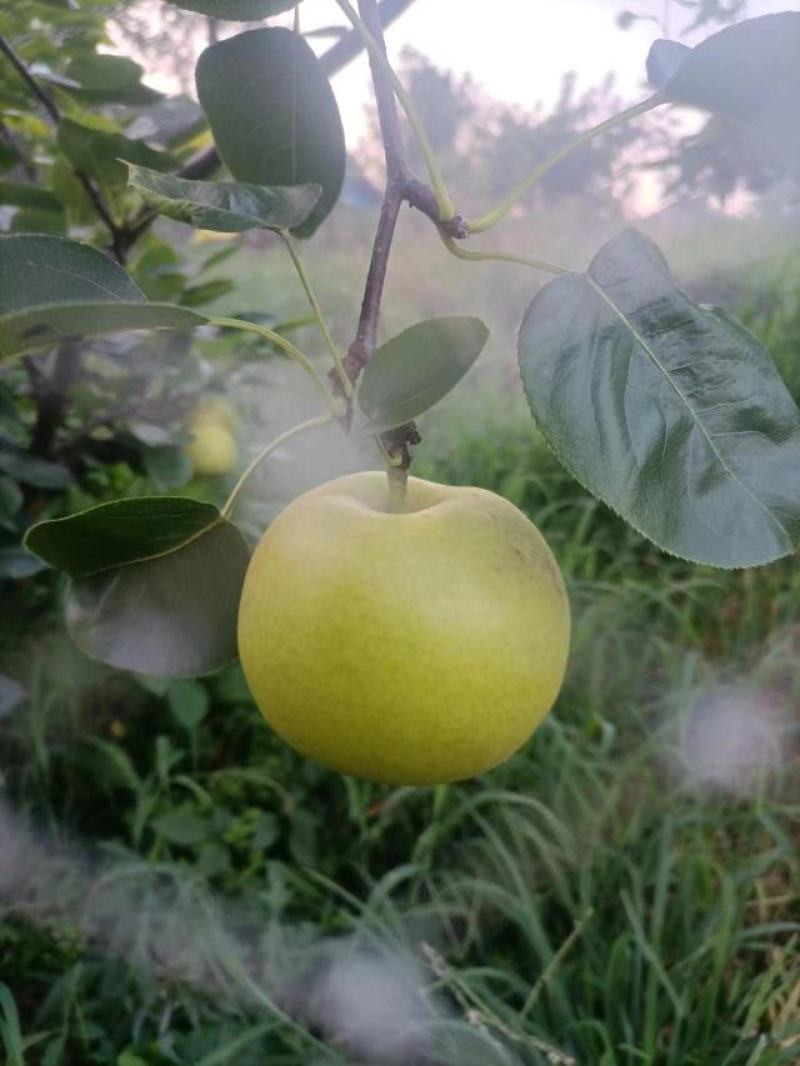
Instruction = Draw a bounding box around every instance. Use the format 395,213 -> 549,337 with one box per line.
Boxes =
356,316 -> 489,432
518,229 -> 800,568
1,5 -> 800,1060
0,235 -> 204,359
127,164 -> 323,233
0,235 -> 144,309
61,54 -> 163,107
25,497 -> 250,677
25,496 -> 228,578
3,393 -> 800,1061
167,0 -> 300,18
57,118 -> 173,198
650,13 -> 800,176
195,28 -> 346,237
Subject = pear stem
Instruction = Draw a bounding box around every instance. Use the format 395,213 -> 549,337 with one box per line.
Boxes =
387,465 -> 409,513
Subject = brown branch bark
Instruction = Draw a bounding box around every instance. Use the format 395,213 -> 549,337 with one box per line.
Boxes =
28,342 -> 82,458
340,0 -> 466,472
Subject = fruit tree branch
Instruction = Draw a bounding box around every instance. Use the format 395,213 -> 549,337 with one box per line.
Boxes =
339,0 -> 465,474
0,33 -> 125,262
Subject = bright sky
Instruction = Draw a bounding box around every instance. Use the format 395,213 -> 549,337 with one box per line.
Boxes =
277,0 -> 798,148
133,0 -> 798,150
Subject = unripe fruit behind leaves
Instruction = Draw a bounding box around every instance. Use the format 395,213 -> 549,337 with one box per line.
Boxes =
185,412 -> 238,477
193,398 -> 236,431
238,472 -> 570,785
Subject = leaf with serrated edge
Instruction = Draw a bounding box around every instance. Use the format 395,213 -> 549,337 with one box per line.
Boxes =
518,228 -> 800,569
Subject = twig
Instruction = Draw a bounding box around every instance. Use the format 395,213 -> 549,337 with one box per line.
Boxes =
0,35 -> 59,123
0,33 -> 124,262
27,341 -> 81,458
340,0 -> 432,477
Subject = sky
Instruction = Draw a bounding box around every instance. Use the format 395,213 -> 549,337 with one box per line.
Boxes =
268,0 -> 798,149
131,1 -> 799,151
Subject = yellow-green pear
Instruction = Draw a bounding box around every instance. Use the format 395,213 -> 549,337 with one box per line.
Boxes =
185,410 -> 238,477
238,472 -> 570,785
193,398 -> 236,431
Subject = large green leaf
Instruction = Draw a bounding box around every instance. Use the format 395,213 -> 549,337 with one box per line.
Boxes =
356,317 -> 490,432
518,228 -> 800,569
126,164 -> 321,233
649,13 -> 800,175
58,119 -> 174,192
0,234 -> 143,311
0,302 -> 204,361
167,0 -> 298,17
25,497 -> 224,578
196,27 -> 345,236
0,236 -> 204,359
26,497 -> 250,677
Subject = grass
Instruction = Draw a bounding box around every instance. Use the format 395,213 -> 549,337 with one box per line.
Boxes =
1,263 -> 800,1064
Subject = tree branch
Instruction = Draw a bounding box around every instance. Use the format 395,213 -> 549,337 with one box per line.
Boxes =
337,0 -> 444,477
28,341 -> 82,458
0,33 -> 125,262
0,36 -> 123,459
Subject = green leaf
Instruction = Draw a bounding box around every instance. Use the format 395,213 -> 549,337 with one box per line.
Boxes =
25,497 -> 250,677
126,163 -> 322,233
9,206 -> 67,236
518,228 -> 800,569
0,302 -> 204,361
179,278 -> 235,308
62,54 -> 162,106
0,182 -> 63,210
0,235 -> 143,311
58,119 -> 174,192
0,545 -> 47,580
152,809 -> 209,845
167,678 -> 209,729
167,0 -> 298,19
0,675 -> 26,718
0,477 -> 23,524
650,13 -> 800,174
253,812 -> 280,850
0,450 -> 72,489
143,445 -> 193,492
646,40 -> 691,90
25,496 -> 226,579
0,143 -> 19,174
356,317 -> 490,432
0,236 -> 204,360
196,27 -> 345,237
